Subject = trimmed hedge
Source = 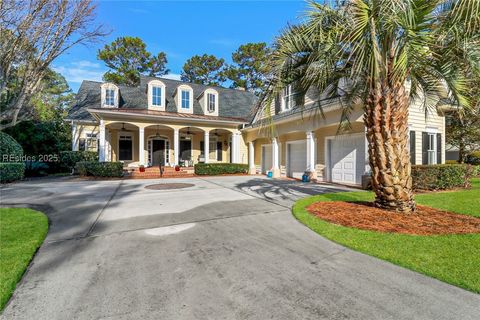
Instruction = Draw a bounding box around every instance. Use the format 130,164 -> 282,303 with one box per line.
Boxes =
75,161 -> 124,177
0,163 -> 25,183
0,132 -> 25,183
194,163 -> 249,175
411,164 -> 470,190
0,132 -> 23,161
59,151 -> 98,172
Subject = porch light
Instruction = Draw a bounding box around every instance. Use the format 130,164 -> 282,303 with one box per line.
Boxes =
120,122 -> 130,132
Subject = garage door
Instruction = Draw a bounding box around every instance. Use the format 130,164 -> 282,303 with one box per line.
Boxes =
261,145 -> 272,174
287,141 -> 306,179
329,135 -> 365,185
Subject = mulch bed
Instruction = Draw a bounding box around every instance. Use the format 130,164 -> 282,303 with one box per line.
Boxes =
306,202 -> 480,235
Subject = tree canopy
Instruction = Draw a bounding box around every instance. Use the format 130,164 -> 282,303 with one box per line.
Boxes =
225,42 -> 271,94
97,36 -> 169,87
181,54 -> 226,86
263,0 -> 480,212
0,0 -> 106,130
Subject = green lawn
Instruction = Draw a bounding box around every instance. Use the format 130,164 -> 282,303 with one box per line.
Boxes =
0,208 -> 48,310
293,178 -> 480,293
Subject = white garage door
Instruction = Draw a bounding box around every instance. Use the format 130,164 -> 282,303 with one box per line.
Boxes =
287,141 -> 306,179
329,135 -> 365,185
262,145 -> 272,174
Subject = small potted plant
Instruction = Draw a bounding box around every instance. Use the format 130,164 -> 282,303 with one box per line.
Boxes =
175,165 -> 180,172
139,165 -> 145,172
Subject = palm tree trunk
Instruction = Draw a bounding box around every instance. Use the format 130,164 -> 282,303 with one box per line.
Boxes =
365,83 -> 416,213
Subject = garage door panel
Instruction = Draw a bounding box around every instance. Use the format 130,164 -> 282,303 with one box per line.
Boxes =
262,145 -> 272,174
329,135 -> 365,185
287,142 -> 306,179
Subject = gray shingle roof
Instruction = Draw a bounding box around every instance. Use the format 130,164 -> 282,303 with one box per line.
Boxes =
67,76 -> 257,123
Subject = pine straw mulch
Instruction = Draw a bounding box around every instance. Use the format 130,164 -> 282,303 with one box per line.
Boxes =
306,202 -> 480,235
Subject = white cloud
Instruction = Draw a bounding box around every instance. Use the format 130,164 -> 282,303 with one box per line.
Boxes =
161,73 -> 182,81
53,60 -> 105,84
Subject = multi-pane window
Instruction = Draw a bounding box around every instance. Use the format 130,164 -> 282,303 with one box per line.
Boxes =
86,133 -> 98,151
207,93 -> 216,112
427,133 -> 436,165
152,86 -> 162,106
283,85 -> 294,110
105,89 -> 115,106
181,90 -> 190,109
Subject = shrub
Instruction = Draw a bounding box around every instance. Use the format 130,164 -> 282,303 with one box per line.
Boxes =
59,151 -> 98,173
24,161 -> 49,177
445,160 -> 458,164
471,165 -> 480,177
0,132 -> 23,162
195,163 -> 249,175
75,161 -> 124,177
465,151 -> 480,165
411,164 -> 470,190
0,163 -> 25,183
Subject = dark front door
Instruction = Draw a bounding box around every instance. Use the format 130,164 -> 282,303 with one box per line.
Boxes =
152,139 -> 165,166
180,140 -> 192,162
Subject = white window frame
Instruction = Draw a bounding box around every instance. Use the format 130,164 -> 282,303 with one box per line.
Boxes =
282,85 -> 295,111
177,85 -> 193,114
85,133 -> 98,152
147,80 -> 166,110
118,132 -> 133,162
209,136 -> 218,161
427,133 -> 437,165
101,83 -> 119,108
207,93 -> 216,112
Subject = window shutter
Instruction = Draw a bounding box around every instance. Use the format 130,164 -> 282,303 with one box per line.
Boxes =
217,142 -> 222,161
422,132 -> 428,165
200,141 -> 204,154
409,131 -> 416,165
437,133 -> 442,164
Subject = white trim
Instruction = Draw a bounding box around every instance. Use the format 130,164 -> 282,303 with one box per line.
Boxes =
203,88 -> 219,116
87,109 -> 246,126
147,135 -> 170,166
100,83 -> 119,108
147,80 -> 166,110
177,85 -> 193,114
426,126 -> 439,134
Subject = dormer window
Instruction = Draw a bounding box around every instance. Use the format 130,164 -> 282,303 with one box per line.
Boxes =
147,80 -> 166,110
105,89 -> 115,106
207,93 -> 216,112
101,83 -> 119,108
181,90 -> 190,109
283,85 -> 294,111
152,86 -> 162,106
202,88 -> 219,116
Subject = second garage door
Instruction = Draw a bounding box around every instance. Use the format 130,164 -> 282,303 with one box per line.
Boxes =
287,141 -> 307,179
328,135 -> 365,185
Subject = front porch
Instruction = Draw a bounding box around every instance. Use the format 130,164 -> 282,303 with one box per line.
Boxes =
97,121 -> 244,168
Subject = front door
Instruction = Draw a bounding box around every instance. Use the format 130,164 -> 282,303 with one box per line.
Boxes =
152,139 -> 165,166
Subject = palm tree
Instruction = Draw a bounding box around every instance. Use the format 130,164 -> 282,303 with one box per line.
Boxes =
263,0 -> 480,213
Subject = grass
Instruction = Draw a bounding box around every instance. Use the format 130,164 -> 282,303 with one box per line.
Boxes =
0,208 -> 48,310
292,178 -> 480,293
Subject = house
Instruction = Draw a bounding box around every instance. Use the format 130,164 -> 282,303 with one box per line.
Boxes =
67,77 -> 256,167
67,76 -> 447,186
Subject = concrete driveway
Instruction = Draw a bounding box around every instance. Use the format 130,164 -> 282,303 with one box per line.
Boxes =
1,176 -> 479,319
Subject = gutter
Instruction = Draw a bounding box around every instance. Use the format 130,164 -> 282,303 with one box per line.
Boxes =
86,108 -> 248,126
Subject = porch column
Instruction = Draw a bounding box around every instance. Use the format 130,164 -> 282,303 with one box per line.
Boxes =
71,121 -> 78,151
248,141 -> 256,174
271,137 -> 280,178
98,120 -> 105,162
173,128 -> 179,166
231,132 -> 239,163
306,131 -> 317,179
204,131 -> 210,163
139,127 -> 145,166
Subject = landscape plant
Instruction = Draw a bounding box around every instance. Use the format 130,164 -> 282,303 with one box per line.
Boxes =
263,0 -> 480,212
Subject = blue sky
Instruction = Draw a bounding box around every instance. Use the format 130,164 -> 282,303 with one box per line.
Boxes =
53,0 -> 308,92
